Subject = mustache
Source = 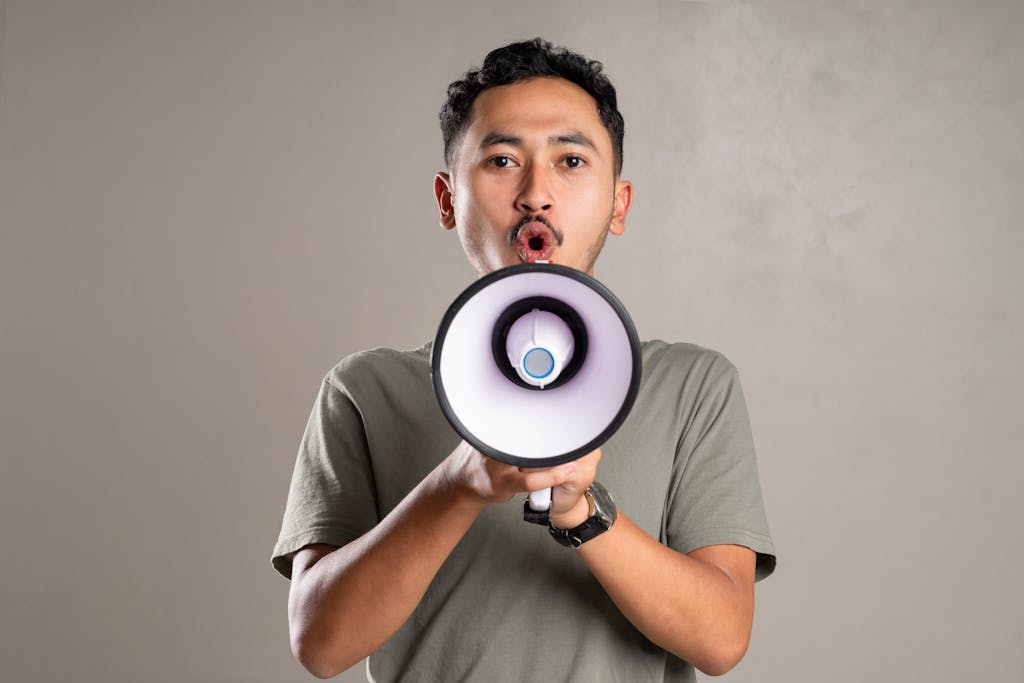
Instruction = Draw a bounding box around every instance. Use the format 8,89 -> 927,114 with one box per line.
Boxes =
506,215 -> 565,246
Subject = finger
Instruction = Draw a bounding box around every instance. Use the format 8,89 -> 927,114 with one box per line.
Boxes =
517,449 -> 599,477
575,448 -> 602,468
519,462 -> 577,492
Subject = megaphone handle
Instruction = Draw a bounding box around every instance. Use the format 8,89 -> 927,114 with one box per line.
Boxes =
528,487 -> 552,512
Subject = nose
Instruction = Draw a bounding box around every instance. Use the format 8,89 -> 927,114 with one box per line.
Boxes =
516,164 -> 553,213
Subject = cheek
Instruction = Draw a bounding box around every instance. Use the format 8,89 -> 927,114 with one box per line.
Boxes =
479,178 -> 515,211
460,179 -> 508,220
572,184 -> 614,220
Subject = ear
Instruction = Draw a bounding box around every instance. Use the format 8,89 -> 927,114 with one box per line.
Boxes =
609,179 -> 633,236
434,172 -> 457,230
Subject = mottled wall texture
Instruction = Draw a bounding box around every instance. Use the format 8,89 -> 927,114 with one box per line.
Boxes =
2,1 -> 1021,681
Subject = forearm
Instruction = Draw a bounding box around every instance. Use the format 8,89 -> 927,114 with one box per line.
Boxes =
289,463 -> 486,676
575,514 -> 754,676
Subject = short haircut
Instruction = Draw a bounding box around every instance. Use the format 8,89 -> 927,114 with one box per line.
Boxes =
440,38 -> 625,176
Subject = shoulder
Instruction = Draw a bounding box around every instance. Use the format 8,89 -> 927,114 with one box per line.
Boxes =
324,343 -> 432,394
640,340 -> 741,387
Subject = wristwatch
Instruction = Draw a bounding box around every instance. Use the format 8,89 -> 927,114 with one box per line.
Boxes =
548,482 -> 618,548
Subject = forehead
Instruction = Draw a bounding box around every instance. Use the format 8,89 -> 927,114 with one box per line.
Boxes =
463,77 -> 609,149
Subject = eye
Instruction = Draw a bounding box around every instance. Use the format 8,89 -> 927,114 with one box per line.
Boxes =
562,155 -> 585,169
489,155 -> 516,169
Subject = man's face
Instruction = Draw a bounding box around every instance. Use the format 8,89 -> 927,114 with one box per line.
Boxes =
435,77 -> 632,276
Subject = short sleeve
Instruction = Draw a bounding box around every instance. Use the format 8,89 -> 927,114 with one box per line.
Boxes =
271,376 -> 380,579
664,353 -> 776,581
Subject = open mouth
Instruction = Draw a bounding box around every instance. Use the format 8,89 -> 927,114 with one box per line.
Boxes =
515,221 -> 558,264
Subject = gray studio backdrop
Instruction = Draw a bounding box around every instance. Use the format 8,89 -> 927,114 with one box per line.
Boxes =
2,1 -> 1022,682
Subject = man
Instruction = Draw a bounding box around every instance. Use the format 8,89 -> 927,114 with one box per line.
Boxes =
273,38 -> 775,681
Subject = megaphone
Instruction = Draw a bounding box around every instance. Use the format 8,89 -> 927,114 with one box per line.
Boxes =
431,263 -> 641,513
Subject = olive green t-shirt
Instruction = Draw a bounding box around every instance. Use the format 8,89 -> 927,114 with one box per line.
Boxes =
273,340 -> 776,682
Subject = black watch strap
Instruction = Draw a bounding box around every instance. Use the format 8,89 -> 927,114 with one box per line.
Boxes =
548,515 -> 608,547
548,482 -> 617,548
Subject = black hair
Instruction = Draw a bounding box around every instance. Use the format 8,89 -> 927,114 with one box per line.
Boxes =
440,38 -> 624,176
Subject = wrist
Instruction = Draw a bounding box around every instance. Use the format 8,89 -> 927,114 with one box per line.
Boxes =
434,458 -> 490,511
548,494 -> 591,530
547,482 -> 618,548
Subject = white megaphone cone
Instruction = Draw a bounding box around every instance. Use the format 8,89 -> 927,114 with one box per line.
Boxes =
431,263 -> 640,517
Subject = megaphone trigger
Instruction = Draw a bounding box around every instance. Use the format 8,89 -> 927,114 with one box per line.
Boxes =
528,487 -> 552,512
522,486 -> 554,526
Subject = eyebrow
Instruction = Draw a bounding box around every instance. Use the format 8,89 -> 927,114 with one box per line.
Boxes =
550,132 -> 599,153
479,130 -> 601,155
